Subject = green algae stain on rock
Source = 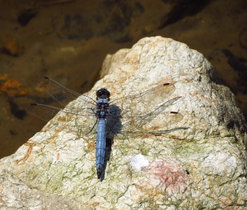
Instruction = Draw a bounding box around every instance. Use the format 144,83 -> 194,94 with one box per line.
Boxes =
173,140 -> 212,159
23,163 -> 64,193
23,161 -> 85,194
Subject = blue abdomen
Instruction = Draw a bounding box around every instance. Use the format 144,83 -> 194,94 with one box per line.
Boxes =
96,118 -> 106,179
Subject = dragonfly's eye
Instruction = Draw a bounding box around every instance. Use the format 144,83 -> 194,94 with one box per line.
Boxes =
96,88 -> 110,100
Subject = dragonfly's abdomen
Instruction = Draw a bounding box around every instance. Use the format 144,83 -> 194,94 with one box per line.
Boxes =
96,118 -> 106,179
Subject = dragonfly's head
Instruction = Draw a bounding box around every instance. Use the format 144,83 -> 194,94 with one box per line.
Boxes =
96,88 -> 110,101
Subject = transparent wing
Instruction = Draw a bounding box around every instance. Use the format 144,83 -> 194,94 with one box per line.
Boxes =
28,78 -> 186,138
42,76 -> 96,110
27,77 -> 97,128
106,83 -> 186,138
110,82 -> 175,117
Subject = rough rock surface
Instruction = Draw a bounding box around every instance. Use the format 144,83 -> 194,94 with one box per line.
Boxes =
0,36 -> 247,209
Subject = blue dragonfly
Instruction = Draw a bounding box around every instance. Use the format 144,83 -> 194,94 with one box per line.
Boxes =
30,77 -> 186,180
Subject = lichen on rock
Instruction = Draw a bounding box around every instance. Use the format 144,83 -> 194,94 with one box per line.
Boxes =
0,36 -> 247,209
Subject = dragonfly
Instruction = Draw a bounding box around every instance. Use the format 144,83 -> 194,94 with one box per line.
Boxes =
30,76 -> 186,180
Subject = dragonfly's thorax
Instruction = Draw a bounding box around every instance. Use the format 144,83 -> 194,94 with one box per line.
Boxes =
95,88 -> 110,119
96,98 -> 109,119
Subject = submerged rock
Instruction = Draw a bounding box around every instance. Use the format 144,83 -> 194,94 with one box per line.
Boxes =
0,36 -> 246,209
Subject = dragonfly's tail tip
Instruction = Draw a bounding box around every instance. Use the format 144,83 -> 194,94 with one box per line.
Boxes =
97,170 -> 101,178
97,168 -> 104,181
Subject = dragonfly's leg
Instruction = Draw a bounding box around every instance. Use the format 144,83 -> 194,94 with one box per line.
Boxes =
90,107 -> 97,116
86,118 -> 98,135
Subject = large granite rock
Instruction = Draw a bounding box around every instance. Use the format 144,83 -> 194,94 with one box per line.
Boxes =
0,36 -> 246,209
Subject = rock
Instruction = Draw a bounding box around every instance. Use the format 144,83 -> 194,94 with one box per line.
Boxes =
0,36 -> 246,209
0,170 -> 83,209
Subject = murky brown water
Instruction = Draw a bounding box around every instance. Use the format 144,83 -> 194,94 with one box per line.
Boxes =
0,0 -> 246,158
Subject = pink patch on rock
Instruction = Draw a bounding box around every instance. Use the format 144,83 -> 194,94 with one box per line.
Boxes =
143,160 -> 188,191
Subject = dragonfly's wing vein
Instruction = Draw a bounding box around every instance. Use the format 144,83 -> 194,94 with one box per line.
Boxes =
106,83 -> 184,137
31,78 -> 184,138
110,83 -> 174,106
44,76 -> 96,104
28,77 -> 96,123
122,96 -> 182,126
